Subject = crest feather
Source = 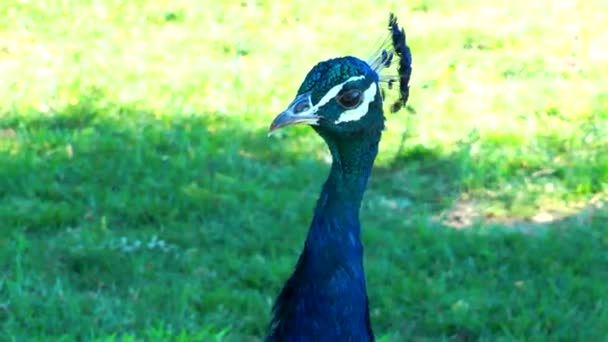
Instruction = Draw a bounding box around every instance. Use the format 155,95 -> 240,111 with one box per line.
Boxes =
367,13 -> 412,113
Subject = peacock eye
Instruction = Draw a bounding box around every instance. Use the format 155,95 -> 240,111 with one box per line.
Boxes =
336,89 -> 363,109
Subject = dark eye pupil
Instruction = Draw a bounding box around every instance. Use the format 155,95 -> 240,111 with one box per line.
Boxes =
337,89 -> 362,108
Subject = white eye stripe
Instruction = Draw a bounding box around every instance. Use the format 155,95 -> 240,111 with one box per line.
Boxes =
314,75 -> 366,108
287,75 -> 373,125
334,82 -> 377,124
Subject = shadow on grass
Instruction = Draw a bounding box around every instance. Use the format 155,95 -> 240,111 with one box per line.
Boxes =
0,90 -> 607,340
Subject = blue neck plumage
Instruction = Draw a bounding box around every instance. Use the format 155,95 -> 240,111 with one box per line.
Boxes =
308,131 -> 381,255
268,131 -> 380,341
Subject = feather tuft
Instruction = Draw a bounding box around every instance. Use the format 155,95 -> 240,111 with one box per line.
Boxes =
367,13 -> 412,113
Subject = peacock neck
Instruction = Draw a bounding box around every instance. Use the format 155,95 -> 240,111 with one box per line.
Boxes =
313,130 -> 381,224
304,130 -> 381,284
268,131 -> 381,341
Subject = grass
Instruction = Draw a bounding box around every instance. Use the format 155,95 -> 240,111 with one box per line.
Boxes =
1,0 -> 607,340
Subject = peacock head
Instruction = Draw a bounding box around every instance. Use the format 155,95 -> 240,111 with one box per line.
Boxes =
269,13 -> 412,139
269,57 -> 384,136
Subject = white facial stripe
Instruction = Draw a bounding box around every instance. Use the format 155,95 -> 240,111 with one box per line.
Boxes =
315,75 -> 366,108
287,75 -> 369,125
334,82 -> 377,124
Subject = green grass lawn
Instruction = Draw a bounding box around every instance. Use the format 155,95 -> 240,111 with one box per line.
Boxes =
1,0 -> 608,340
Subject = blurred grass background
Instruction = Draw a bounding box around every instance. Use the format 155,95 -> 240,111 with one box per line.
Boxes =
1,0 -> 607,340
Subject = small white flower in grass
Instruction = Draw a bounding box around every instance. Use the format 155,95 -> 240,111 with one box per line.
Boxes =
147,235 -> 158,249
108,235 -> 176,254
451,299 -> 470,312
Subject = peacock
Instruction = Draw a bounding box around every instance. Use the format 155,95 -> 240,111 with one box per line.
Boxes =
266,13 -> 412,341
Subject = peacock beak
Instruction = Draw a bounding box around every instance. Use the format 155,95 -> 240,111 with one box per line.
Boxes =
268,93 -> 320,134
268,110 -> 320,133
